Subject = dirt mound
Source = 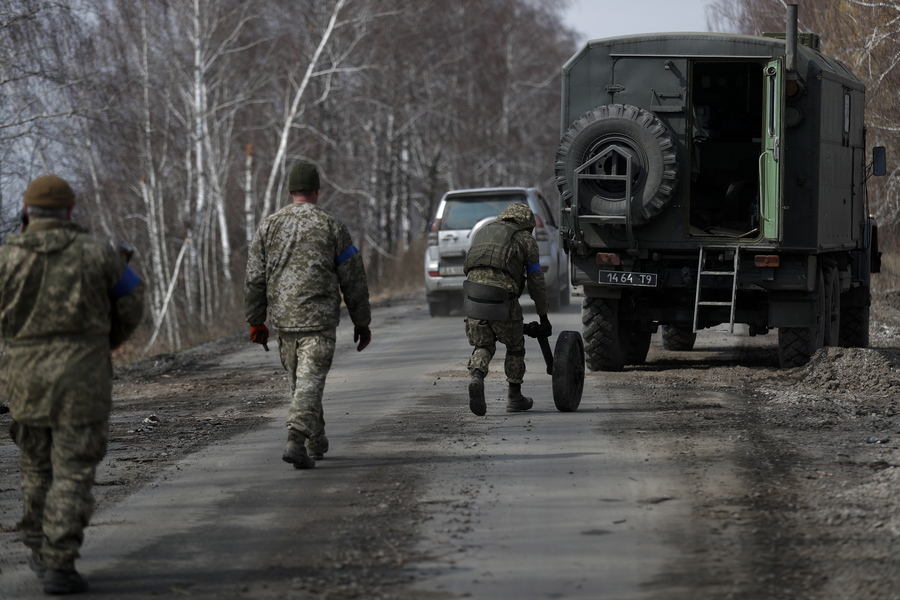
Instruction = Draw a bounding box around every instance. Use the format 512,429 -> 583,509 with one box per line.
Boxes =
794,346 -> 900,395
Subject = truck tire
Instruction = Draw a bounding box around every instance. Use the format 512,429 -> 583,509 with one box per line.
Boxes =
661,324 -> 697,351
556,104 -> 679,226
777,271 -> 826,367
582,296 -> 627,371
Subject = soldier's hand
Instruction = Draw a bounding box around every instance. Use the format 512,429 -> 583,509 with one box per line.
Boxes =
249,324 -> 269,347
539,314 -> 552,338
354,325 -> 371,352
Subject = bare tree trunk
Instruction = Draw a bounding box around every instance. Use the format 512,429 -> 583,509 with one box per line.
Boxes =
244,143 -> 256,244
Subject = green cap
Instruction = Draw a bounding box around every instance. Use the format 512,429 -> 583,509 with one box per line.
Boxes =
23,175 -> 76,208
288,161 -> 320,192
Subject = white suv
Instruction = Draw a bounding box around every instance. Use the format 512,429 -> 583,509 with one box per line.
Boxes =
424,187 -> 569,317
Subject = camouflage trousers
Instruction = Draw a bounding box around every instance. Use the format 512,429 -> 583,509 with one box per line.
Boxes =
465,299 -> 526,384
277,329 -> 336,445
10,419 -> 108,570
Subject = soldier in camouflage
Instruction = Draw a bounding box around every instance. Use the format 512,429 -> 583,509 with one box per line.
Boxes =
245,161 -> 371,469
464,203 -> 551,415
0,175 -> 145,594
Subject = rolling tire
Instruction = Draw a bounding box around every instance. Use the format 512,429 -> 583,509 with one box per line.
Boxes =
556,104 -> 679,226
777,270 -> 825,368
661,324 -> 697,351
582,296 -> 626,372
552,331 -> 585,412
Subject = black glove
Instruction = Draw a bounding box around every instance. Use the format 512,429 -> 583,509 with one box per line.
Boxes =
539,314 -> 552,338
354,325 -> 371,351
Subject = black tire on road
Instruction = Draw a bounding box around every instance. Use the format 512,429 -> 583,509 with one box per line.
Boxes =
553,331 -> 585,412
556,104 -> 679,226
582,296 -> 626,371
777,270 -> 826,367
661,324 -> 697,351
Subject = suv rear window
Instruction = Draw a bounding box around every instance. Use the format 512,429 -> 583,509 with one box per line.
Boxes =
441,194 -> 527,230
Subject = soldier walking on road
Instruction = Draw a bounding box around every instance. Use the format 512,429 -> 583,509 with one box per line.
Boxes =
1,175 -> 145,594
463,203 -> 551,416
244,161 -> 371,470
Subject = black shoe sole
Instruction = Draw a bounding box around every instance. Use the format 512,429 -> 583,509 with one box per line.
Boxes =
468,379 -> 486,416
282,450 -> 315,469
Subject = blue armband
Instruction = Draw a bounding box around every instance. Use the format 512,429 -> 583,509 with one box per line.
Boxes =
111,265 -> 141,300
335,244 -> 359,266
526,262 -> 542,274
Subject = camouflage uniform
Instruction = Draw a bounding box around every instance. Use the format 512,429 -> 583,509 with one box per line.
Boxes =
244,201 -> 371,448
0,214 -> 144,573
464,203 -> 549,383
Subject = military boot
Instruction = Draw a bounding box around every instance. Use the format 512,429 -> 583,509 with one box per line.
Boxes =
28,551 -> 45,579
282,431 -> 315,469
306,435 -> 329,460
506,383 -> 534,412
468,369 -> 486,416
43,568 -> 88,595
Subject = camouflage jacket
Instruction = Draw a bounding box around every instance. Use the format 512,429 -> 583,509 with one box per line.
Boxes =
464,203 -> 549,316
0,219 -> 145,427
244,202 -> 371,333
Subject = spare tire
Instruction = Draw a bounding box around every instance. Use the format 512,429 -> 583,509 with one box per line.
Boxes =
556,104 -> 679,226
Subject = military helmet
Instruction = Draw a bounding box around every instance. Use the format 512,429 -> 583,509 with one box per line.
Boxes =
288,161 -> 320,192
23,175 -> 76,208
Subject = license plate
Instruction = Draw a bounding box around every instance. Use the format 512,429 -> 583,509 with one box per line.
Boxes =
441,266 -> 465,276
598,271 -> 658,287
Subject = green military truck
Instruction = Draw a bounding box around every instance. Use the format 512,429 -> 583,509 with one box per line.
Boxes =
556,5 -> 887,370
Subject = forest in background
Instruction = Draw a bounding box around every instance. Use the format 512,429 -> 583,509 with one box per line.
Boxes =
0,0 -> 897,356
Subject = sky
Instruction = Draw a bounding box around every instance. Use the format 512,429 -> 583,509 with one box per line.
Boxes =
562,0 -> 714,44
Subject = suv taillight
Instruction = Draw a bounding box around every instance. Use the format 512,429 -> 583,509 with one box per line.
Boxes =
428,219 -> 441,246
533,213 -> 549,241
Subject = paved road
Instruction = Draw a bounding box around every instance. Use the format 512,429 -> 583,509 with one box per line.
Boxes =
2,295 -> 757,599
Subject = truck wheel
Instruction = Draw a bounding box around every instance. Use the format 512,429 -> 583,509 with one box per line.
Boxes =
777,271 -> 826,367
582,297 -> 627,371
823,263 -> 840,346
661,324 -> 697,351
839,306 -> 870,347
556,104 -> 679,226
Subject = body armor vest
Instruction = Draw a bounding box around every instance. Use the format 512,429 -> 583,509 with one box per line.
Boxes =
464,220 -> 524,278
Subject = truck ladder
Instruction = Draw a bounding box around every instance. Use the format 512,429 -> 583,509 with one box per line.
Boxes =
693,246 -> 740,334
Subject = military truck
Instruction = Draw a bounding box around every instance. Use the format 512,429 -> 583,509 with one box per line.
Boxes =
555,5 -> 887,370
